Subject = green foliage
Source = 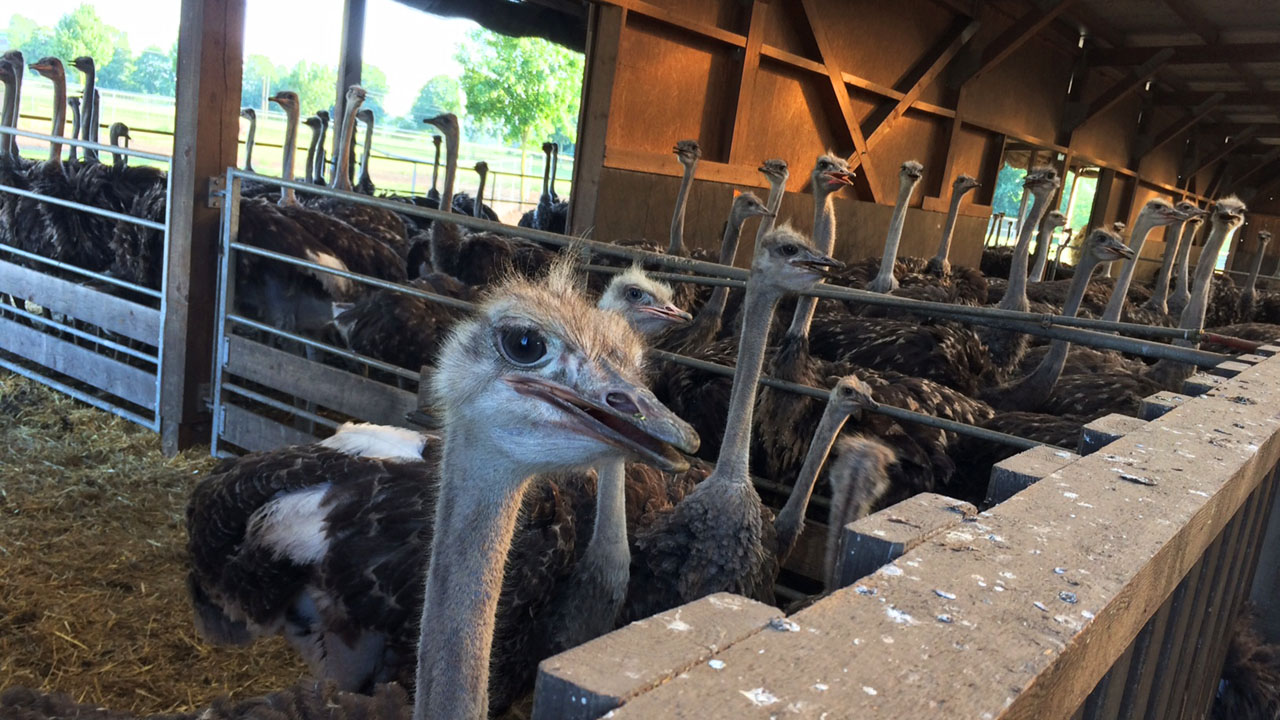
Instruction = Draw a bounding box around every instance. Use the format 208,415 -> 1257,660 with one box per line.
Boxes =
6,14 -> 56,61
51,5 -> 116,72
360,64 -> 390,121
455,29 -> 583,146
242,54 -> 283,110
96,29 -> 133,88
398,75 -> 465,129
282,60 -> 338,116
130,46 -> 175,97
991,163 -> 1028,219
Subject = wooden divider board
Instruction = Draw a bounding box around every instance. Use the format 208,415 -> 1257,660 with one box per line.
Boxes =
600,355 -> 1280,718
0,315 -> 156,409
0,258 -> 160,344
219,404 -> 319,453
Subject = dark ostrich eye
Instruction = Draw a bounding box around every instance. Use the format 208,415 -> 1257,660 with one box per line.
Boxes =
841,386 -> 854,396
625,286 -> 644,302
778,244 -> 799,257
500,328 -> 547,365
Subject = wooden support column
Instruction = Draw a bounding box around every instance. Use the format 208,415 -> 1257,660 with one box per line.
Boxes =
162,0 -> 245,455
726,0 -> 767,165
1087,166 -> 1115,229
333,0 -> 366,182
568,4 -> 624,235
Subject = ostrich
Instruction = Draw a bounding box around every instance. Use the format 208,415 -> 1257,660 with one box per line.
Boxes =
1144,201 -> 1208,313
925,173 -> 981,276
66,97 -> 81,165
302,115 -> 323,184
667,139 -> 701,256
1100,198 -> 1188,322
427,133 -> 442,203
452,160 -> 498,221
101,121 -> 169,289
754,158 -> 790,243
71,56 -> 97,163
866,160 -> 924,293
308,86 -> 409,259
1239,230 -> 1272,322
1028,209 -> 1067,282
981,228 -> 1135,411
240,108 -> 258,173
314,109 -> 331,185
519,141 -> 556,230
549,141 -> 561,202
624,227 -> 844,624
355,107 -> 376,194
823,434 -> 898,588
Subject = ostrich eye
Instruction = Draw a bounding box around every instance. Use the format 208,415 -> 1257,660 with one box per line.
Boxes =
841,387 -> 853,396
500,327 -> 548,365
625,287 -> 644,301
778,244 -> 799,257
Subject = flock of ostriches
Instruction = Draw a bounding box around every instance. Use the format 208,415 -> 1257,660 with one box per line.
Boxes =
2,49 -> 1279,720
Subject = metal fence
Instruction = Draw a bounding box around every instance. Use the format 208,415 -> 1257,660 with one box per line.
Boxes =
0,126 -> 173,431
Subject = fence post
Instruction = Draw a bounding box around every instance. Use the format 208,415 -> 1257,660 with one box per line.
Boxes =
161,0 -> 245,455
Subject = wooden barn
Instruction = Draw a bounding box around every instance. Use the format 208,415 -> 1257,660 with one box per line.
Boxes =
3,1 -> 1280,718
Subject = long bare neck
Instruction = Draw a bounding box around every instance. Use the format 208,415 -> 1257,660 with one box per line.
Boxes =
1000,190 -> 1051,311
278,105 -> 299,206
331,100 -> 361,191
716,278 -> 782,482
415,427 -> 531,720
1172,221 -> 1201,303
774,400 -> 850,559
1246,241 -> 1269,294
47,74 -> 66,167
1029,217 -> 1058,282
315,121 -> 329,183
10,64 -> 23,162
550,146 -> 559,197
359,118 -> 374,186
431,140 -> 442,191
474,171 -> 486,217
429,127 -> 460,270
932,185 -> 968,268
0,77 -> 14,159
668,160 -> 697,255
787,191 -> 834,337
539,148 -> 551,201
1148,219 -> 1236,388
303,125 -> 318,184
1102,213 -> 1160,322
67,102 -> 80,163
80,69 -> 93,144
871,179 -> 917,288
1146,219 -> 1188,312
244,116 -> 257,171
700,210 -> 749,321
756,178 -> 786,243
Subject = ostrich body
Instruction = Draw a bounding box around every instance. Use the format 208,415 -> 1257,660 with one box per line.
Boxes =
1028,209 -> 1067,282
1145,202 -> 1207,313
823,435 -> 897,587
1240,230 -> 1272,322
519,141 -> 565,233
667,139 -> 701,256
866,160 -> 923,293
1101,199 -> 1187,322
925,173 -> 980,276
71,56 -> 97,163
240,108 -> 258,173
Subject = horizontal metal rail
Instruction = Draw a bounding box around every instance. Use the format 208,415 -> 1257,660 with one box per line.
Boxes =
0,354 -> 156,429
222,380 -> 343,432
0,243 -> 163,298
0,302 -> 159,363
650,350 -> 1054,452
0,124 -> 173,163
227,314 -> 422,383
0,181 -> 167,231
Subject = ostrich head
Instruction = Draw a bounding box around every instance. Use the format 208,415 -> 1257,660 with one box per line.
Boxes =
474,160 -> 488,178
28,56 -> 65,82
758,159 -> 790,186
1138,198 -> 1186,227
268,90 -> 299,113
356,107 -> 374,124
71,56 -> 94,76
1024,166 -> 1061,197
755,224 -> 845,291
1082,228 -> 1135,264
812,154 -> 854,192
240,107 -> 256,121
68,96 -> 80,113
730,190 -> 773,223
432,264 -> 700,475
303,115 -> 322,132
599,265 -> 692,337
953,174 -> 980,193
673,139 -> 702,167
316,109 -> 331,124
827,374 -> 879,421
1260,230 -> 1273,246
0,58 -> 13,85
423,112 -> 459,135
542,141 -> 555,154
1044,210 -> 1068,229
1213,196 -> 1247,231
108,121 -> 130,146
899,160 -> 924,183
1175,200 -> 1209,219
345,84 -> 367,105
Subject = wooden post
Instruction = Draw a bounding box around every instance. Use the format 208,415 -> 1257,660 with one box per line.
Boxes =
334,0 -> 366,181
161,0 -> 245,455
568,4 -> 624,235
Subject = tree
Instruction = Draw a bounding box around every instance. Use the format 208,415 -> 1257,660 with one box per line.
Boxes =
130,46 -> 176,97
360,64 -> 391,121
7,14 -> 56,62
398,75 -> 465,129
51,5 -> 119,74
282,60 -> 338,116
96,29 -> 133,89
455,29 -> 583,147
242,54 -> 281,110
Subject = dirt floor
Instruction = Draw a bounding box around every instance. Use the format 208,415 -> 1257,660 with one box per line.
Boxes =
0,370 -> 306,714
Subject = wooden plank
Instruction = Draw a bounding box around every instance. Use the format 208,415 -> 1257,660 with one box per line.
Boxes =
162,0 -> 245,454
532,593 -> 781,720
1141,563 -> 1199,720
1115,595 -> 1173,718
1139,391 -> 1190,421
568,4 -> 624,236
986,445 -> 1081,506
726,0 -> 766,166
220,403 -> 319,453
223,335 -> 418,427
1068,49 -> 1174,133
864,17 -> 980,150
602,145 -> 766,188
0,258 -> 160,344
1140,95 -> 1223,161
1093,42 -> 1280,67
1077,413 -> 1146,456
963,0 -> 1079,84
834,493 -> 976,590
0,315 -> 155,409
1189,125 -> 1260,177
1082,643 -> 1134,720
596,0 -> 746,49
1231,147 -> 1280,189
1248,472 -> 1280,642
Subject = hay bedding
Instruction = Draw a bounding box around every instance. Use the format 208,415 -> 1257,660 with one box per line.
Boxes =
0,371 -> 305,714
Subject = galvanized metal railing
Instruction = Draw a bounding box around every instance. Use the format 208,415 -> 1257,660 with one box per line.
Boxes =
0,125 -> 173,431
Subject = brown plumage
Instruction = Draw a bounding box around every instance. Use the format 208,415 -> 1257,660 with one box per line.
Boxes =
334,275 -> 475,371
1213,609 -> 1280,720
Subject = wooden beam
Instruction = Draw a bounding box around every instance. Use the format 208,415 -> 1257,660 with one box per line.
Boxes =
1156,90 -> 1280,107
864,16 -> 980,149
1092,42 -> 1280,67
1139,92 -> 1223,160
1066,48 -> 1173,132
1158,0 -> 1270,98
798,0 -> 879,202
162,0 -> 245,454
1189,125 -> 1260,178
961,0 -> 1078,84
727,0 -> 767,165
568,4 -> 624,236
333,0 -> 365,184
596,0 -> 745,48
1231,147 -> 1280,190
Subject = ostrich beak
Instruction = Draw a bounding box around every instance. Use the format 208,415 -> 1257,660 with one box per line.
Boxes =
640,303 -> 693,324
826,171 -> 855,186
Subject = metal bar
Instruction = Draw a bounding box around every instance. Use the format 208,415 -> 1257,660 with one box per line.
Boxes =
0,256 -> 161,343
0,182 -> 167,231
649,349 -> 1052,451
0,124 -> 173,162
222,381 -> 343,431
0,243 -> 163,299
0,303 -> 159,363
227,314 -> 421,382
0,355 -> 157,430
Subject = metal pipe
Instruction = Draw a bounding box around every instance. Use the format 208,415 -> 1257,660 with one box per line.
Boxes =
0,356 -> 156,429
958,317 -> 1227,367
0,182 -> 167,231
0,302 -> 159,363
222,381 -> 343,431
227,314 -> 423,383
0,244 -> 164,298
0,124 -> 171,162
649,350 -> 1056,452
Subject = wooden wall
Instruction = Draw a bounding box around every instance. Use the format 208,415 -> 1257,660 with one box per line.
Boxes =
570,0 -> 1221,271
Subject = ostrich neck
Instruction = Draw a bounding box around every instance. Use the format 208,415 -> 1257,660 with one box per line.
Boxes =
755,177 -> 786,243
786,192 -> 836,337
1028,216 -> 1058,282
109,127 -> 125,168
359,118 -> 374,186
1148,219 -> 1236,387
715,279 -> 782,482
871,179 -> 917,287
429,126 -> 460,270
68,102 -> 80,162
0,76 -> 14,159
9,64 -> 23,162
540,149 -> 551,201
244,115 -> 257,171
550,147 -> 559,197
1147,219 -> 1189,311
1102,213 -> 1160,322
1172,221 -> 1201,302
315,121 -> 329,183
586,458 -> 628,570
933,185 -> 969,266
1245,242 -> 1270,294
47,74 -> 66,167
774,400 -> 851,559
331,99 -> 361,192
80,70 -> 93,143
1000,189 -> 1052,311
414,428 -> 532,720
668,160 -> 697,255
303,125 -> 319,184
431,140 -> 442,191
473,171 -> 487,217
699,212 -> 749,322
278,105 -> 299,206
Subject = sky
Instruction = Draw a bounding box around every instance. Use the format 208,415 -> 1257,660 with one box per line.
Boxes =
8,0 -> 479,116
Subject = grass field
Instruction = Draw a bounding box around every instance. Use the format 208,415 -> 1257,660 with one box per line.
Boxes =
13,85 -> 571,224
